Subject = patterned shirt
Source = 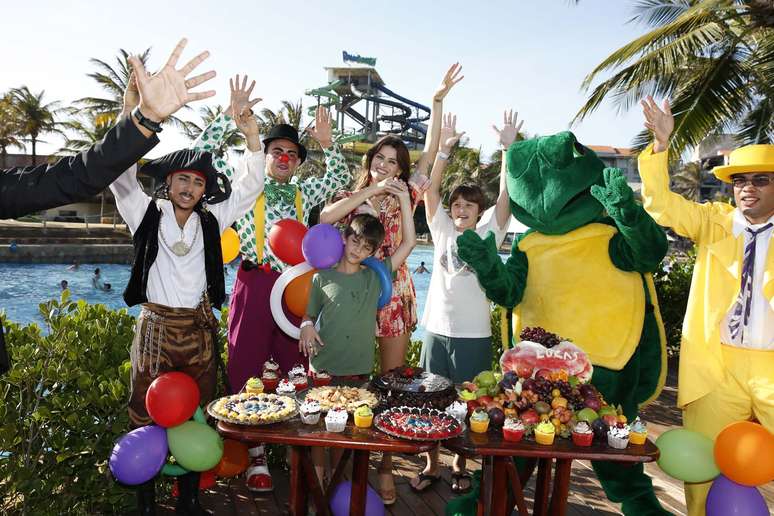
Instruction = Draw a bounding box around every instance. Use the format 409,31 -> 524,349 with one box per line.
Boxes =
193,113 -> 352,272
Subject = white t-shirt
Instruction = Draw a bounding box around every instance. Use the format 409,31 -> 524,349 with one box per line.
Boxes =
421,208 -> 507,338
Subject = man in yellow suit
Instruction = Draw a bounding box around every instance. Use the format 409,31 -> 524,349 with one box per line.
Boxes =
638,96 -> 774,515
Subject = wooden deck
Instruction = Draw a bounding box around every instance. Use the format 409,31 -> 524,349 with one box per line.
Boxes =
156,363 -> 774,515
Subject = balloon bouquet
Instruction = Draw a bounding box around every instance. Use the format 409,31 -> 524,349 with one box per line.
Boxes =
655,421 -> 774,515
109,372 -> 249,493
266,219 -> 392,338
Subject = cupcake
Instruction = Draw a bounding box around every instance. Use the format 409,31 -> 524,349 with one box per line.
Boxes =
534,421 -> 556,445
445,401 -> 468,424
276,379 -> 296,397
299,400 -> 321,425
503,418 -> 525,442
261,359 -> 281,392
289,363 -> 308,391
354,404 -> 374,428
245,377 -> 264,395
629,418 -> 647,445
470,408 -> 490,434
262,357 -> 280,375
607,424 -> 630,449
311,369 -> 332,387
325,407 -> 348,432
571,421 -> 594,447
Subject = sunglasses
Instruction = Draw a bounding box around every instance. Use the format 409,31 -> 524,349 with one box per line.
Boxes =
731,175 -> 773,188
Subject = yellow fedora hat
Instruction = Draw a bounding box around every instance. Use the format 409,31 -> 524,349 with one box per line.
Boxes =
713,144 -> 774,183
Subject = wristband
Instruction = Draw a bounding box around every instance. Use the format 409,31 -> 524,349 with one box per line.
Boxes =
132,107 -> 163,133
300,320 -> 314,329
437,151 -> 450,161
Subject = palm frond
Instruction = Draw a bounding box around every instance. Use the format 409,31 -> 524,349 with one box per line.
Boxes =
736,96 -> 774,145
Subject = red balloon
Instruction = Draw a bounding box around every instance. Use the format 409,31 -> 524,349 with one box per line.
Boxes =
212,439 -> 249,478
268,219 -> 307,266
145,372 -> 200,428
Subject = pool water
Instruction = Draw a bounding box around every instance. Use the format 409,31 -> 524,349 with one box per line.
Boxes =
0,245 -> 470,341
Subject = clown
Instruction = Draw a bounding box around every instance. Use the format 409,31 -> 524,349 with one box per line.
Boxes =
457,131 -> 671,515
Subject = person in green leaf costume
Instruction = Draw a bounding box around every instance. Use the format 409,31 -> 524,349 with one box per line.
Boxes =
457,131 -> 671,515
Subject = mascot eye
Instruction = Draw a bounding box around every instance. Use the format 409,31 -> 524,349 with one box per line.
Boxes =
573,142 -> 586,158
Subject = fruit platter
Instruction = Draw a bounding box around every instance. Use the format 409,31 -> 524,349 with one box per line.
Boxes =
457,327 -> 646,448
374,406 -> 463,441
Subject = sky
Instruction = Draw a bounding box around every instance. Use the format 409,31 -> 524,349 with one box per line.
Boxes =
1,0 -> 654,161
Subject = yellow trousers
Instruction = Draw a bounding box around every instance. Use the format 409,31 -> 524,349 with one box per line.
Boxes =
682,345 -> 774,516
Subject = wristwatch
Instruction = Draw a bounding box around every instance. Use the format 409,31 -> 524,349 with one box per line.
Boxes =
437,151 -> 450,161
132,107 -> 163,133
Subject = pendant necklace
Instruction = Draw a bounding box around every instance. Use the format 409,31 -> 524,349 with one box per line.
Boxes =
160,211 -> 199,257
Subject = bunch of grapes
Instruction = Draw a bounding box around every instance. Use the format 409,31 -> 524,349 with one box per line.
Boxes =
532,377 -> 554,403
519,326 -> 563,348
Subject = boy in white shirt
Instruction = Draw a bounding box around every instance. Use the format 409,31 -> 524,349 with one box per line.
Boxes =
412,111 -> 519,493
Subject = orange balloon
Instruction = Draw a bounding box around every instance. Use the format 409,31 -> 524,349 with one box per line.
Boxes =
212,439 -> 249,478
284,269 -> 316,317
714,421 -> 774,486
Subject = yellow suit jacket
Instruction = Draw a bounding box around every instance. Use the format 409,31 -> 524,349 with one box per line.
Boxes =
638,145 -> 774,408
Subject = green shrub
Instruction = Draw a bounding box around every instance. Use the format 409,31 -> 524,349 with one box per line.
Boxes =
1,292 -> 136,515
653,250 -> 696,357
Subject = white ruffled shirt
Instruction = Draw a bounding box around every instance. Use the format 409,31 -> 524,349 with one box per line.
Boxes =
110,150 -> 265,308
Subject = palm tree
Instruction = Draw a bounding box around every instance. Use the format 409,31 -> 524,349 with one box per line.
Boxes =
57,111 -> 113,154
0,93 -> 24,168
670,161 -> 704,200
10,86 -> 62,166
573,0 -> 774,155
182,105 -> 245,157
75,48 -> 185,130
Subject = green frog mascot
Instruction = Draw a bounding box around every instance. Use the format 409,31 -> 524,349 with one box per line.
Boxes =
458,131 -> 671,515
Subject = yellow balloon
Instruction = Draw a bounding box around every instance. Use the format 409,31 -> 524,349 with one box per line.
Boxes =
221,228 -> 240,264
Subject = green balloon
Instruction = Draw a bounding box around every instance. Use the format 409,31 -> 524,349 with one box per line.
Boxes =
167,421 -> 224,472
655,428 -> 719,483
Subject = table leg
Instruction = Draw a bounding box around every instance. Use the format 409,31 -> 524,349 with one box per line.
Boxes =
505,458 -> 530,516
548,458 -> 572,516
325,448 -> 353,504
532,458 -> 553,516
477,456 -> 492,516
491,456 -> 509,516
289,446 -> 308,516
350,450 -> 370,516
298,447 -> 330,516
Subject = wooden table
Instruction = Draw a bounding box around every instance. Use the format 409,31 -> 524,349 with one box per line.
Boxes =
218,418 -> 436,516
444,430 -> 660,516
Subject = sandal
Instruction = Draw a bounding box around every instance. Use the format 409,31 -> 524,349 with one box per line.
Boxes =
377,469 -> 397,506
451,471 -> 472,494
409,472 -> 441,493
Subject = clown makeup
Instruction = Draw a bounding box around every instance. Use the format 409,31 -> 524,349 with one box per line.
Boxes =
266,140 -> 301,182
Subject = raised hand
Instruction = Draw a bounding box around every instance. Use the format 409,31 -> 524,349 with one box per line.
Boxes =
307,106 -> 333,149
227,74 -> 262,140
590,168 -> 636,222
641,96 -> 673,153
121,72 -> 140,117
433,62 -> 464,102
439,112 -> 465,152
128,38 -> 216,122
492,109 -> 523,149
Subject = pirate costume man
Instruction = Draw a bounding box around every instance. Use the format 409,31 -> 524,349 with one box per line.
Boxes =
110,145 -> 264,515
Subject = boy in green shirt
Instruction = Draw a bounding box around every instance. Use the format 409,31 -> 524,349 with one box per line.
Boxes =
299,178 -> 416,485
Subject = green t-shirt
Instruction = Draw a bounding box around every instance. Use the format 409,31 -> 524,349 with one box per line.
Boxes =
306,258 -> 392,376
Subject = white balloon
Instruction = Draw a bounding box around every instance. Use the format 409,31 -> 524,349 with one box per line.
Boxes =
270,262 -> 314,339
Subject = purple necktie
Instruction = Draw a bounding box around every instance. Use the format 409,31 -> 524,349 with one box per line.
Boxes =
728,222 -> 773,342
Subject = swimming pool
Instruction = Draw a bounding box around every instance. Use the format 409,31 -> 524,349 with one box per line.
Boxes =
0,245 -> 479,341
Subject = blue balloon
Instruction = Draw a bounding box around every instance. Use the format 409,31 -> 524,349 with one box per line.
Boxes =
362,257 -> 392,309
706,474 -> 769,516
109,425 -> 168,485
329,480 -> 384,516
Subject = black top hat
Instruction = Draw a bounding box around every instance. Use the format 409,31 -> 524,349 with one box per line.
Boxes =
262,124 -> 307,164
139,149 -> 231,204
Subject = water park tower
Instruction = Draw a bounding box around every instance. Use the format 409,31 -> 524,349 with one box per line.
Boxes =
306,59 -> 431,150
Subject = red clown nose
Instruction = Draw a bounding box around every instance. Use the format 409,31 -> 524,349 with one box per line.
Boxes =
278,154 -> 290,164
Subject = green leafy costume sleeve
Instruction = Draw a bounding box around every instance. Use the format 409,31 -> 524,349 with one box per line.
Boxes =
456,230 -> 528,309
590,168 -> 667,273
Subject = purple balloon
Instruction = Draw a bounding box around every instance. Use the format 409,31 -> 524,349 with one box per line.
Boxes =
302,224 -> 344,269
706,474 -> 769,516
109,425 -> 168,485
329,480 -> 384,516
